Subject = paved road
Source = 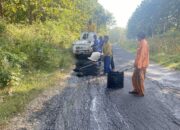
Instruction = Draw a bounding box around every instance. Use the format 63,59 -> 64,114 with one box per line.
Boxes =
35,45 -> 180,130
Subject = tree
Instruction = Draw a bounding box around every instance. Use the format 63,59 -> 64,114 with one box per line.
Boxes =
0,0 -> 3,17
0,0 -> 114,33
127,0 -> 180,38
109,27 -> 126,43
92,3 -> 115,33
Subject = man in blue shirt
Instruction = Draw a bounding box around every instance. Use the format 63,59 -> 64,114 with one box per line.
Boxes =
98,36 -> 104,53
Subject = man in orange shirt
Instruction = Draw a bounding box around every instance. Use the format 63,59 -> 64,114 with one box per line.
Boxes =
129,32 -> 149,97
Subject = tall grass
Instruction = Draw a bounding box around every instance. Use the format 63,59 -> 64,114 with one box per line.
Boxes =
0,71 -> 67,125
149,31 -> 180,70
0,21 -> 75,89
0,20 -> 75,124
120,31 -> 180,70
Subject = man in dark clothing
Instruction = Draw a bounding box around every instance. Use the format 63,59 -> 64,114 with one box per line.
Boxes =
93,35 -> 99,52
98,36 -> 104,53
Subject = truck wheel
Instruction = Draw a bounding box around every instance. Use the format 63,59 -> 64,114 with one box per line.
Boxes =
74,54 -> 90,60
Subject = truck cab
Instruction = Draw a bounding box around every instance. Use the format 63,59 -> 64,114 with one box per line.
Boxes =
72,32 -> 97,57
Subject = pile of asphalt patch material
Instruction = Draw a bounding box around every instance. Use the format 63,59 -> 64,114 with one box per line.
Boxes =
73,59 -> 101,77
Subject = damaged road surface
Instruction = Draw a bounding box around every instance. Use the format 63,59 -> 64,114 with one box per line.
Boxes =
16,45 -> 180,130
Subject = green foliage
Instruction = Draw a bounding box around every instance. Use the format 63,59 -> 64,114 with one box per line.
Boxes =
0,21 -> 74,89
0,71 -> 67,124
0,0 -> 115,89
127,0 -> 180,38
0,47 -> 23,89
92,3 -> 115,33
0,20 -> 6,34
148,31 -> 180,69
0,70 -> 10,88
1,0 -> 114,32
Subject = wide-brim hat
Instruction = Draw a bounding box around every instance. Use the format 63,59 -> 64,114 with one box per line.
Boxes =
88,52 -> 101,62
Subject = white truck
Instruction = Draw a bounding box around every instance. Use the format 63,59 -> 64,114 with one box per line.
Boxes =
72,32 -> 97,58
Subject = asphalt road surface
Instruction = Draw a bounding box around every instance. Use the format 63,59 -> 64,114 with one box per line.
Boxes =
34,44 -> 180,130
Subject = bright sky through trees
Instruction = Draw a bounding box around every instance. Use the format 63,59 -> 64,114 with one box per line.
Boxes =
98,0 -> 142,28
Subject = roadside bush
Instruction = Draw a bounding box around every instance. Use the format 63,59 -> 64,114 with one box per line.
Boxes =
0,50 -> 23,89
0,20 -> 6,34
59,49 -> 74,69
0,21 -> 74,89
20,41 -> 65,71
0,70 -> 11,89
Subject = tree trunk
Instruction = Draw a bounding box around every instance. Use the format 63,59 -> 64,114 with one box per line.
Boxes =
0,0 -> 3,18
163,22 -> 166,33
176,9 -> 180,30
28,0 -> 33,24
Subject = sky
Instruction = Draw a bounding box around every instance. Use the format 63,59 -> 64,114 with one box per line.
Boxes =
98,0 -> 142,28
